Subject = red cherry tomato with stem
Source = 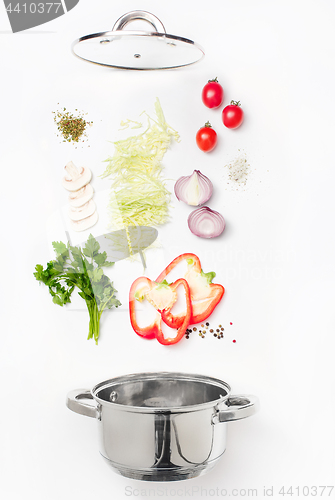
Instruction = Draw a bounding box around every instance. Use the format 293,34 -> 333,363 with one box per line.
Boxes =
196,122 -> 217,152
202,78 -> 224,109
222,100 -> 244,129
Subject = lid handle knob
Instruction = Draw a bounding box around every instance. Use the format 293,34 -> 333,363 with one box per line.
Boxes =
112,10 -> 166,34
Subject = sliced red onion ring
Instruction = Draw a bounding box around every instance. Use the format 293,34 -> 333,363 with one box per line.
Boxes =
188,206 -> 225,238
174,170 -> 213,206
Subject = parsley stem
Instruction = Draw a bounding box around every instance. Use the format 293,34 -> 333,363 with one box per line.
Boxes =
99,294 -> 116,315
86,299 -> 100,345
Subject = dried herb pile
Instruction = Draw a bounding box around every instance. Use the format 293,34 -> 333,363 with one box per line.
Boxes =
53,107 -> 92,144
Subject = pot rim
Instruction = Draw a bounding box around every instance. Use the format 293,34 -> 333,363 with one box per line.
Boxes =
91,371 -> 231,413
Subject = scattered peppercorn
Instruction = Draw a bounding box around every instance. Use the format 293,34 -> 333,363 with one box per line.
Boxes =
186,322 -> 230,341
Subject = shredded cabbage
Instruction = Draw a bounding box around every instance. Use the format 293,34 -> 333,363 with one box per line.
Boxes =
102,99 -> 179,229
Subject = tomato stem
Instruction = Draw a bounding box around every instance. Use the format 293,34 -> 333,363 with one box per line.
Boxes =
230,100 -> 241,106
204,121 -> 212,128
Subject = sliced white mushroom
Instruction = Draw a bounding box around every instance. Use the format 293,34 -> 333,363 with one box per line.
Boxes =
70,211 -> 98,232
68,183 -> 94,208
68,199 -> 96,221
62,161 -> 92,192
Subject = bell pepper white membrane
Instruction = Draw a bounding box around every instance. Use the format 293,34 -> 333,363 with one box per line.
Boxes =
145,284 -> 177,311
134,280 -> 188,340
156,256 -> 221,323
184,267 -> 213,301
133,296 -> 159,329
160,285 -> 188,340
160,321 -> 180,340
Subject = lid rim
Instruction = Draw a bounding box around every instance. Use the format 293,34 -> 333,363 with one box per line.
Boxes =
71,30 -> 205,70
91,372 -> 231,413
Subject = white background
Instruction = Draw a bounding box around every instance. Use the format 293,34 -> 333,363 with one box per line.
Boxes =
1,0 -> 334,499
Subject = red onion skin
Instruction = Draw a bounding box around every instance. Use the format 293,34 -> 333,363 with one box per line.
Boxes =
174,170 -> 213,206
188,206 -> 225,238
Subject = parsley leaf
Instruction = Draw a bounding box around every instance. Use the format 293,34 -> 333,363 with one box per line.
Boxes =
52,241 -> 68,257
82,233 -> 100,259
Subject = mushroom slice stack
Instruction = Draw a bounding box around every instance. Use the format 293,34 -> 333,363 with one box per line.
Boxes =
69,183 -> 94,207
63,161 -> 98,232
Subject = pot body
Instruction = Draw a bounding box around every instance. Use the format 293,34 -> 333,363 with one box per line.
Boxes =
67,372 -> 258,481
98,403 -> 227,481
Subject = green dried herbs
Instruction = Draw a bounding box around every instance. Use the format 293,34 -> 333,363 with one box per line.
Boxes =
53,107 -> 92,144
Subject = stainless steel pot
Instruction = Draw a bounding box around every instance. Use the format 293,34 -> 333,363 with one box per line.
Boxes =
66,372 -> 259,481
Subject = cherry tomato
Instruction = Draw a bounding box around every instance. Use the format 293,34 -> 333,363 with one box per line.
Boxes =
222,100 -> 244,129
196,122 -> 217,152
202,78 -> 224,109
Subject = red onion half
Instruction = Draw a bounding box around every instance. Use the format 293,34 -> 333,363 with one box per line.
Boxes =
174,170 -> 213,206
188,206 -> 225,238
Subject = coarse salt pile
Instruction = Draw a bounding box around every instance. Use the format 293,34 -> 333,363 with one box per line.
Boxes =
226,154 -> 249,186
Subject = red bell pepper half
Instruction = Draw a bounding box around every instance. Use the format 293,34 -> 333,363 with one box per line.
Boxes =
155,253 -> 224,327
129,276 -> 192,345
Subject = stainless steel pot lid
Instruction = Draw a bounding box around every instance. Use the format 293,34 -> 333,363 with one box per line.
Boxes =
72,10 -> 205,70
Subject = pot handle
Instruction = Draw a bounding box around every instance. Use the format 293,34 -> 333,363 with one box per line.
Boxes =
66,389 -> 99,419
212,395 -> 259,424
112,10 -> 166,34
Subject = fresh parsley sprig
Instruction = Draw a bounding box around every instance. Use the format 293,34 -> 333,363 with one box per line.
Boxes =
34,234 -> 121,344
